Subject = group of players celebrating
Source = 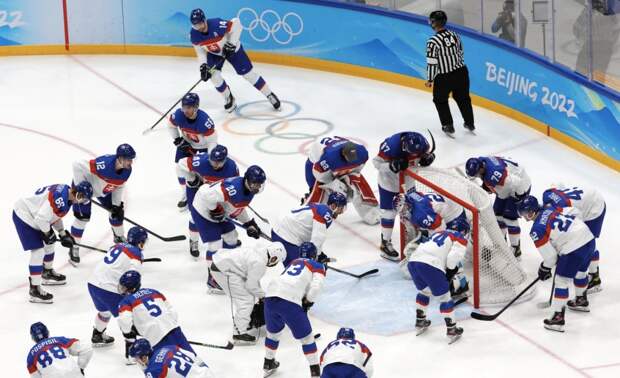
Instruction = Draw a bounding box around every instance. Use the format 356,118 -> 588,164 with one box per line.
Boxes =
14,7 -> 606,378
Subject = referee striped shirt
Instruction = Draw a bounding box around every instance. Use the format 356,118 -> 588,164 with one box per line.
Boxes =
426,29 -> 465,82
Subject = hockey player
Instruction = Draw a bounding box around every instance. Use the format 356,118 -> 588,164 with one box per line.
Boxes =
129,339 -> 215,378
70,143 -> 136,266
272,192 -> 347,266
320,328 -> 373,378
518,196 -> 596,332
118,270 -> 196,364
13,182 -> 93,303
303,136 -> 379,225
407,218 -> 470,344
192,165 -> 266,292
190,8 -> 281,112
373,131 -> 435,261
177,145 -> 239,257
27,322 -> 93,377
210,242 -> 286,345
169,93 -> 218,210
263,243 -> 325,378
542,184 -> 606,293
87,226 -> 147,350
465,156 -> 531,258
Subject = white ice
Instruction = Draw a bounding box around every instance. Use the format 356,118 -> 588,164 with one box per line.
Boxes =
1,55 -> 619,377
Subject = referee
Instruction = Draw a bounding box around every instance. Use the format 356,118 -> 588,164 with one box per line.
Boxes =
424,10 -> 475,135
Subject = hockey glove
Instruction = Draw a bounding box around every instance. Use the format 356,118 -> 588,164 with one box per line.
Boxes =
389,158 -> 408,173
209,205 -> 226,222
223,42 -> 236,58
538,263 -> 552,281
243,218 -> 261,239
302,298 -> 314,313
200,63 -> 211,82
445,266 -> 459,282
419,152 -> 435,167
173,137 -> 190,149
317,252 -> 331,264
249,299 -> 266,329
42,230 -> 57,245
186,174 -> 203,189
110,203 -> 124,222
59,230 -> 75,248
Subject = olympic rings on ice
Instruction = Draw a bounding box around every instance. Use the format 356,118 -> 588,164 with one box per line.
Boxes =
237,8 -> 303,45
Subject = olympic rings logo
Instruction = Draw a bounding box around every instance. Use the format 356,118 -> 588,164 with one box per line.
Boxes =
236,8 -> 303,45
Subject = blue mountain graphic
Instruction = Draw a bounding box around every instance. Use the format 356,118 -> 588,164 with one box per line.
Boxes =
134,12 -> 190,45
387,38 -> 426,75
570,106 -> 620,159
0,35 -> 20,46
314,38 -> 421,78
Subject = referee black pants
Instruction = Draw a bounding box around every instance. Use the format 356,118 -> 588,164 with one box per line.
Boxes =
432,66 -> 474,128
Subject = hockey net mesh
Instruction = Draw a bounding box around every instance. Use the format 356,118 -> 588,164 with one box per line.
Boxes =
399,167 -> 533,307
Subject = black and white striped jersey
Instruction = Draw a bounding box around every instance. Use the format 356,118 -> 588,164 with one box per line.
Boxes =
426,29 -> 465,81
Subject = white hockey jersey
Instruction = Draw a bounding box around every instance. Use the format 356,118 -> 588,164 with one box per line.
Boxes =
425,193 -> 463,225
408,230 -> 468,273
529,207 -> 594,268
14,185 -> 72,233
320,338 -> 373,377
266,258 -> 326,305
27,337 -> 92,378
543,185 -> 605,221
88,243 -> 143,293
192,178 -> 251,224
480,156 -> 530,199
272,204 -> 333,249
118,288 -> 178,346
212,246 -> 270,298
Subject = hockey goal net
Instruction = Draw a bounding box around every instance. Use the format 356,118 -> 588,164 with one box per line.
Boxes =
399,167 -> 533,308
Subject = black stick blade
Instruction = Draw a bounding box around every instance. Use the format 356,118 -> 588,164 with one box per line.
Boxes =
470,312 -> 496,321
161,235 -> 187,242
358,269 -> 379,278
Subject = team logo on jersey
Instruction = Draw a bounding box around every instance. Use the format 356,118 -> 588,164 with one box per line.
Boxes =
237,8 -> 303,45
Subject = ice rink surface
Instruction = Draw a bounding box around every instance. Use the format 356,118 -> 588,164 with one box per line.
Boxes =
1,55 -> 619,377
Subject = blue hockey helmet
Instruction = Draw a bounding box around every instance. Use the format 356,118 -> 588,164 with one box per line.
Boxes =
119,270 -> 142,293
116,143 -> 136,160
209,145 -> 228,163
244,165 -> 266,194
74,181 -> 93,202
448,217 -> 470,236
402,132 -> 429,154
336,327 -> 355,340
299,242 -> 317,260
517,195 -> 541,217
465,157 -> 482,177
127,226 -> 148,247
30,322 -> 49,342
327,191 -> 347,209
181,92 -> 200,108
190,8 -> 206,25
129,338 -> 153,359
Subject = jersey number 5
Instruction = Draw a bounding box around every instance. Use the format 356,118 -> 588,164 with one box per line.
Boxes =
143,297 -> 162,317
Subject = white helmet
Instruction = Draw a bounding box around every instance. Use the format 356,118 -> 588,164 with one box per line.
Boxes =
265,242 -> 286,267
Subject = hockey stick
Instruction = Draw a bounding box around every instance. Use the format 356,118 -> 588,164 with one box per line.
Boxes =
470,277 -> 540,321
427,129 -> 436,154
326,265 -> 379,279
227,218 -> 272,241
248,205 -> 270,224
92,200 -> 186,242
74,242 -> 161,262
537,271 -> 556,309
188,340 -> 234,350
142,78 -> 202,135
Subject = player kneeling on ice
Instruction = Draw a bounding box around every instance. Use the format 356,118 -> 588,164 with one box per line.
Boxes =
177,145 -> 239,258
373,131 -> 435,261
190,8 -> 281,112
302,136 -> 380,225
262,243 -> 325,378
465,156 -> 531,259
13,181 -> 93,303
542,184 -> 606,294
320,327 -> 373,378
518,196 -> 596,332
27,322 -> 93,377
70,143 -> 136,266
118,270 -> 196,365
407,218 -> 470,344
168,93 -> 218,211
130,338 -> 215,378
210,242 -> 286,345
87,226 -> 148,351
192,165 -> 267,294
272,192 -> 347,266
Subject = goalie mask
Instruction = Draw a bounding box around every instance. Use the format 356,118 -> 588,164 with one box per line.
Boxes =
265,242 -> 286,267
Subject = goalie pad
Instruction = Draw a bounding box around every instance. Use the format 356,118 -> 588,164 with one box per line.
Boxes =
305,182 -> 328,204
347,174 -> 378,206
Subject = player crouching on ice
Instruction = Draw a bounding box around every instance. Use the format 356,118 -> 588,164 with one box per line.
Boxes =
518,196 -> 595,332
320,327 -> 374,378
13,181 -> 93,303
407,218 -> 470,344
210,242 -> 286,345
130,338 -> 215,378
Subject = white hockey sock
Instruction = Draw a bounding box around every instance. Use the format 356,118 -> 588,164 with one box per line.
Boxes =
299,333 -> 319,365
43,244 -> 55,269
29,248 -> 45,286
574,270 -> 588,296
551,276 -> 571,312
265,330 -> 283,359
438,292 -> 455,323
189,231 -> 199,243
94,311 -> 111,332
589,251 -> 600,274
111,225 -> 125,239
416,290 -> 430,312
